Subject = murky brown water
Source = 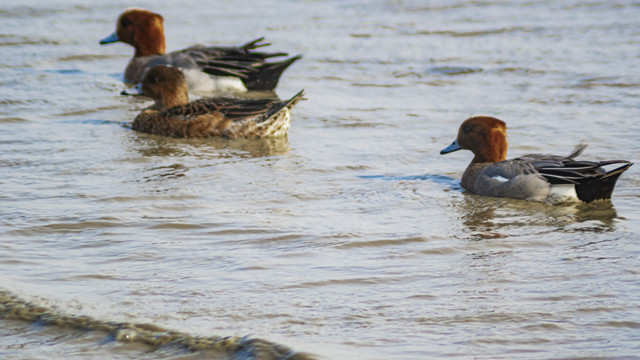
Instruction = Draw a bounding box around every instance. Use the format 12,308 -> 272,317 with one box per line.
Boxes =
1,0 -> 639,359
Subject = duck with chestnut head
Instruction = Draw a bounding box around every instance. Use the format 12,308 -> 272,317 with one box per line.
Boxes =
101,8 -> 301,92
440,116 -> 632,203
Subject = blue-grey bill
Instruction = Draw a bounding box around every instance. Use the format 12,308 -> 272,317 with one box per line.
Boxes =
99,32 -> 120,45
440,139 -> 461,155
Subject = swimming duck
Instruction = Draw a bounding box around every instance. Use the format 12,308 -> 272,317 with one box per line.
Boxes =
440,116 -> 632,203
122,65 -> 304,138
100,8 -> 301,92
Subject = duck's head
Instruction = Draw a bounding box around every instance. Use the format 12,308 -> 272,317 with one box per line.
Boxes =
440,116 -> 508,163
122,65 -> 189,110
100,8 -> 166,57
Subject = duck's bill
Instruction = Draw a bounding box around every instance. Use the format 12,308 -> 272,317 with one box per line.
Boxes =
99,32 -> 120,45
121,83 -> 143,96
440,139 -> 461,155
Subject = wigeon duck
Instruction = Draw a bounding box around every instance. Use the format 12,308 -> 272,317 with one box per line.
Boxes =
440,116 -> 633,203
122,65 -> 304,138
100,8 -> 301,92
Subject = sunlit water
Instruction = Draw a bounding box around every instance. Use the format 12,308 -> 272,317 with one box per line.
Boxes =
1,0 -> 640,359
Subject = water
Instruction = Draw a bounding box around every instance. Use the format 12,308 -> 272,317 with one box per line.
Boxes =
1,0 -> 640,359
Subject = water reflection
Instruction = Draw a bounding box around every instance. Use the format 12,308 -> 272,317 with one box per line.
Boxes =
120,135 -> 291,188
125,134 -> 290,159
454,194 -> 619,240
143,163 -> 188,181
426,66 -> 483,76
359,174 -> 461,190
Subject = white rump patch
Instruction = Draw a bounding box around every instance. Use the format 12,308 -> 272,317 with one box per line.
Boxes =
549,184 -> 578,201
182,69 -> 246,94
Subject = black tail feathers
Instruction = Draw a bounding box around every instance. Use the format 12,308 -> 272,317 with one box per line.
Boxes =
575,161 -> 633,202
242,55 -> 302,91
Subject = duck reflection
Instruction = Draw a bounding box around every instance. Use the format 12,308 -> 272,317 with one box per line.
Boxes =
125,133 -> 290,159
454,193 -> 619,240
120,132 -> 290,185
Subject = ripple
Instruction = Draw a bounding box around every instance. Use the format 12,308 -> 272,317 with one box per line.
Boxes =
350,33 -> 372,38
285,275 -> 417,289
333,236 -> 427,249
43,69 -> 85,75
351,82 -> 406,88
427,66 -> 483,76
0,290 -> 313,359
0,35 -> 60,46
147,222 -> 209,230
55,107 -> 128,117
413,26 -> 541,37
572,76 -> 640,89
494,66 -> 549,75
359,174 -> 461,189
57,54 -> 126,62
3,220 -> 125,236
0,117 -> 27,123
521,323 -> 564,331
600,321 -> 640,329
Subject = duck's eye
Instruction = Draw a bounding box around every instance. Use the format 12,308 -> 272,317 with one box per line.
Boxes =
463,125 -> 472,134
121,18 -> 132,27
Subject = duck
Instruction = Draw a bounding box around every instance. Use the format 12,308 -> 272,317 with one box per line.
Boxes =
100,8 -> 301,92
121,65 -> 304,138
440,116 -> 633,203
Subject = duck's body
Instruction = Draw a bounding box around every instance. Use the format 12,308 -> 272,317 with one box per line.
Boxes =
122,44 -> 251,93
101,8 -> 301,92
123,65 -> 303,138
440,116 -> 632,203
131,91 -> 304,138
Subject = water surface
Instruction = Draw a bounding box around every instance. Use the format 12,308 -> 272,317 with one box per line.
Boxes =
1,0 -> 639,359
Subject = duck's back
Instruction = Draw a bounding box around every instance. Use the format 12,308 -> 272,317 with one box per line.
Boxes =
132,91 -> 304,138
516,147 -> 633,202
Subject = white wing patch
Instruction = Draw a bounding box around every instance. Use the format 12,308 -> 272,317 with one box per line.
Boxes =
492,175 -> 509,182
